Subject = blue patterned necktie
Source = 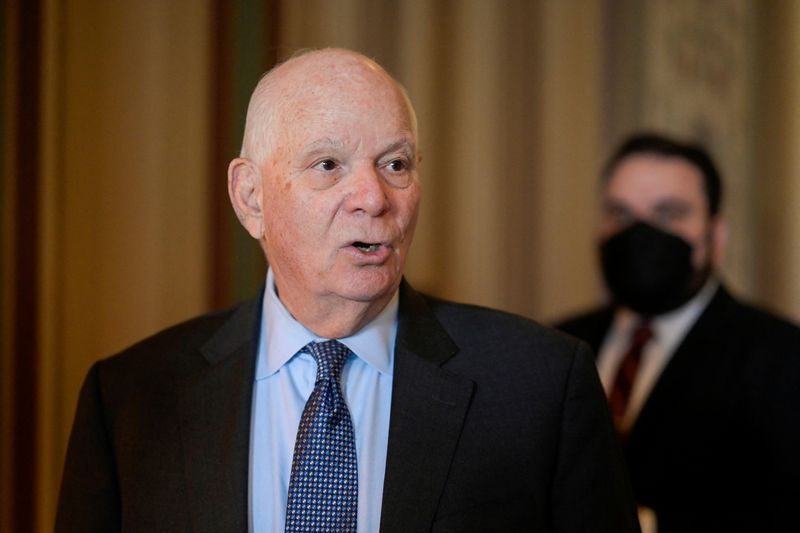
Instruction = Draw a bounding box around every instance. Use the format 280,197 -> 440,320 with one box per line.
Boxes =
285,340 -> 358,532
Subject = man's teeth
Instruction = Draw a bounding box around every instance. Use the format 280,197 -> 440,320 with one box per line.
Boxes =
354,242 -> 380,252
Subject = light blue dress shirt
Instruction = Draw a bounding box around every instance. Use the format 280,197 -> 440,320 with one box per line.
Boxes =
249,269 -> 396,532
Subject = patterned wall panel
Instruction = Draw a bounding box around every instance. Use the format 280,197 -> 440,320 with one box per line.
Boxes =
641,0 -> 757,295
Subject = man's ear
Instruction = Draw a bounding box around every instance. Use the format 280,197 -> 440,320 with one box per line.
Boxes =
228,157 -> 264,239
710,215 -> 729,266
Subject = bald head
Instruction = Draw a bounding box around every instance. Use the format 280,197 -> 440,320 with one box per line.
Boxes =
241,48 -> 417,164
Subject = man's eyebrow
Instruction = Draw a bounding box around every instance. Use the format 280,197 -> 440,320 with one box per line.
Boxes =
380,139 -> 416,157
603,197 -> 631,208
653,197 -> 692,210
302,137 -> 345,152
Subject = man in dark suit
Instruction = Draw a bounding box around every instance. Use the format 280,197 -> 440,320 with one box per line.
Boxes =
557,133 -> 800,533
56,48 -> 639,532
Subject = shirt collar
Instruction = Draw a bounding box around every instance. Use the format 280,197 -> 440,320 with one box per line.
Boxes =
613,276 -> 719,342
256,268 -> 397,379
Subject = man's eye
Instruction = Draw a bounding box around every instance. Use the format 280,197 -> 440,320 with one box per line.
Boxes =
386,159 -> 407,172
605,206 -> 634,225
314,159 -> 338,171
655,205 -> 690,224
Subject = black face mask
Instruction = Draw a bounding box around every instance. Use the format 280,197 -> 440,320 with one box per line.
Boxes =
600,222 -> 709,315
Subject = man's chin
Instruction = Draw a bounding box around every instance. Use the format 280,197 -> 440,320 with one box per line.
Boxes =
336,271 -> 401,304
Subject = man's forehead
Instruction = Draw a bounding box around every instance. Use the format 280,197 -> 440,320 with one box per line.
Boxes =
606,154 -> 706,203
278,88 -> 412,152
281,102 -> 414,147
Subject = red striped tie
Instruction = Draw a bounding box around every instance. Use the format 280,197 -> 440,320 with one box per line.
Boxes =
608,320 -> 653,433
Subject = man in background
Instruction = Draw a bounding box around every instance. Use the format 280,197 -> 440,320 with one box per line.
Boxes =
56,48 -> 639,532
558,132 -> 800,533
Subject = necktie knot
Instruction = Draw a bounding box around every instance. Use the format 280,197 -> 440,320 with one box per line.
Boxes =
306,340 -> 351,383
608,319 -> 654,434
631,320 -> 653,349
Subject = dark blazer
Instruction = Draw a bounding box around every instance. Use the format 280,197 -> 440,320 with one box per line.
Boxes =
557,285 -> 800,533
57,281 -> 640,532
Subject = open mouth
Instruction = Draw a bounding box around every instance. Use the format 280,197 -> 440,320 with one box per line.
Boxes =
353,241 -> 382,253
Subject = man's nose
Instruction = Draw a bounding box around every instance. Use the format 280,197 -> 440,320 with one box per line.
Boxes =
344,163 -> 390,216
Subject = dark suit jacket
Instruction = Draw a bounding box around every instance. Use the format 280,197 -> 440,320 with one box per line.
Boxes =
557,285 -> 800,533
56,281 -> 639,532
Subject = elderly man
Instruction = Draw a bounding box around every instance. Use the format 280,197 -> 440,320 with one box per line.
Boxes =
558,132 -> 800,533
57,49 -> 639,532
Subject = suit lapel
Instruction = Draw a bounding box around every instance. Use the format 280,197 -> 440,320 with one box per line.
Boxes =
380,282 -> 475,533
178,295 -> 261,533
630,286 -> 735,437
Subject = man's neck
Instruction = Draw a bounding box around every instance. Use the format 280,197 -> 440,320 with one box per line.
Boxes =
273,281 -> 396,339
615,276 -> 719,326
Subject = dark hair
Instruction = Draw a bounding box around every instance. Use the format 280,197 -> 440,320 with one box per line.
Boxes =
602,132 -> 723,216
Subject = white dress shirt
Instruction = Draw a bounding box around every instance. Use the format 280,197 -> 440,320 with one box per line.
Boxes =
596,279 -> 718,432
249,269 -> 396,532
